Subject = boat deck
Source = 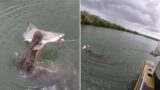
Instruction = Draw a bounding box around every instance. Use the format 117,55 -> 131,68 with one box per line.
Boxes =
134,60 -> 155,90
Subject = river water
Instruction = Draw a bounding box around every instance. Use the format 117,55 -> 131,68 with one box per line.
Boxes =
0,0 -> 79,90
81,25 -> 160,90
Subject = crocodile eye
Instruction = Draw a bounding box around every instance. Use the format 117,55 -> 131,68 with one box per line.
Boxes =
148,68 -> 152,71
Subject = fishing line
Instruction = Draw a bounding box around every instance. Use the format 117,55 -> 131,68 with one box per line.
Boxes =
121,42 -> 160,57
65,39 -> 78,42
129,48 -> 150,54
121,48 -> 152,55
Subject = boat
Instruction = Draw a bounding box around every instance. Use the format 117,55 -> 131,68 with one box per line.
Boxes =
154,61 -> 160,90
134,60 -> 155,90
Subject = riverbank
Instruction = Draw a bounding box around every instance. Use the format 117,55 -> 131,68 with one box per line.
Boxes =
81,11 -> 159,41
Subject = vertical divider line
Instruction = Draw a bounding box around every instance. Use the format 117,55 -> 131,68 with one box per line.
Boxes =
79,0 -> 81,89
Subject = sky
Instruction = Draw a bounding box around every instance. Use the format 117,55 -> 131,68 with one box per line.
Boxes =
81,0 -> 160,40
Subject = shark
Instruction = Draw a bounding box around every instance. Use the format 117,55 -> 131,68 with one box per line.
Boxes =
23,23 -> 65,50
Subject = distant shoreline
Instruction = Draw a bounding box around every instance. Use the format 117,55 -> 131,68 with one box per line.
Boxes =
81,11 -> 159,41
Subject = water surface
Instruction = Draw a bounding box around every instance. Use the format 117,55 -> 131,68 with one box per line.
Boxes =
0,0 -> 79,90
81,25 -> 160,90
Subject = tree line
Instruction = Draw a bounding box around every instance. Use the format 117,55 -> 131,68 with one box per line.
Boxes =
81,11 -> 159,41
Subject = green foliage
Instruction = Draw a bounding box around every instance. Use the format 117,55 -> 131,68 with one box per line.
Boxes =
81,11 -> 159,41
81,11 -> 128,31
